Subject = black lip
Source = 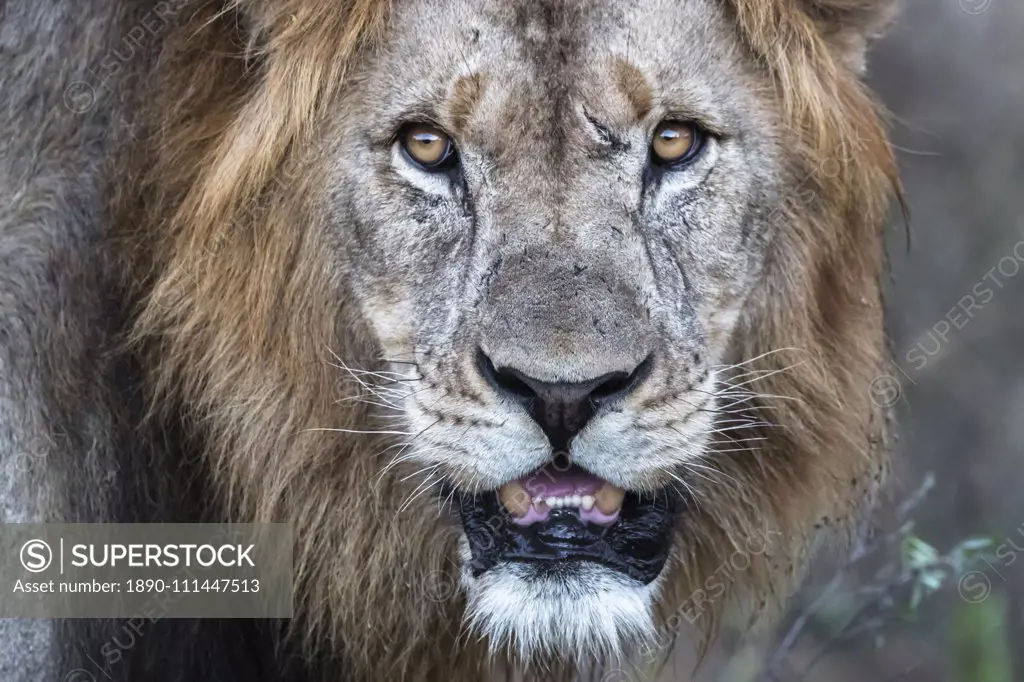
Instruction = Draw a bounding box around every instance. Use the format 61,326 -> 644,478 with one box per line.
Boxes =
456,487 -> 677,584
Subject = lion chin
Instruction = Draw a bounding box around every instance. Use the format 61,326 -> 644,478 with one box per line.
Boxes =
455,463 -> 673,659
463,557 -> 664,661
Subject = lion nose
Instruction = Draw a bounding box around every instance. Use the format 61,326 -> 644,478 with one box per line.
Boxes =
476,350 -> 653,452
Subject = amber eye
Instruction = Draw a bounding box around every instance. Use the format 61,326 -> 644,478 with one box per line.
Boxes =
651,121 -> 704,167
399,124 -> 457,171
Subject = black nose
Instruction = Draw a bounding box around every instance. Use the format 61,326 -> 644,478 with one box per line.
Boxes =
476,350 -> 652,452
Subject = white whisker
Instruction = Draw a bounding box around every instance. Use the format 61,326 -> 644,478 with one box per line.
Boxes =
710,347 -> 805,370
302,426 -> 414,436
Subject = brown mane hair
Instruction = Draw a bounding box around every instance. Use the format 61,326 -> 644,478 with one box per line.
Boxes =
113,0 -> 899,678
658,0 -> 901,643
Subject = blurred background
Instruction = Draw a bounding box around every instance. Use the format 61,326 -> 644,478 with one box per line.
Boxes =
751,0 -> 1024,679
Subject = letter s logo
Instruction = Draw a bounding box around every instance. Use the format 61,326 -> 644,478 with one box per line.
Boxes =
20,539 -> 53,573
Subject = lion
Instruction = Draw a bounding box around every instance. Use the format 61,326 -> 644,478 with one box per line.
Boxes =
0,0 -> 900,679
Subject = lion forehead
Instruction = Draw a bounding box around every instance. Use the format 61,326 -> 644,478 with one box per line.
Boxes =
359,0 -> 762,141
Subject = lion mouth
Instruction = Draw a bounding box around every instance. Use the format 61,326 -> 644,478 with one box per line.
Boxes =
498,466 -> 625,526
456,465 -> 677,584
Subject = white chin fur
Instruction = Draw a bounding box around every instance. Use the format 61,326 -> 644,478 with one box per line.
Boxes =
461,555 -> 662,664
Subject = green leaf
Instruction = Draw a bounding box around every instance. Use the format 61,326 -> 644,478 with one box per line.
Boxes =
918,568 -> 946,592
957,537 -> 995,552
902,535 -> 939,569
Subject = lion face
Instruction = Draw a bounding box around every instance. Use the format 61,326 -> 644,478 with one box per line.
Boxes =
323,0 -> 788,657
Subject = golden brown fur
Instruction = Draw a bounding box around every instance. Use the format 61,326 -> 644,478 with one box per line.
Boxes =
112,0 -> 900,679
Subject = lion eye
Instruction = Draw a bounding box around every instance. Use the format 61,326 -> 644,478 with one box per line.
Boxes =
400,124 -> 457,171
651,121 -> 703,167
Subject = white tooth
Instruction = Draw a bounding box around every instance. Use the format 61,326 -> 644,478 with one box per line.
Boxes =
571,494 -> 582,507
581,495 -> 595,511
556,498 -> 565,508
545,497 -> 557,509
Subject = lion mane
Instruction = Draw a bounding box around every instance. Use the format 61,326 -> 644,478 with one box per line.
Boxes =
4,0 -> 900,679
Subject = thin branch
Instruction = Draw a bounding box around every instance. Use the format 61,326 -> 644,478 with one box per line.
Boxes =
761,474 -> 936,680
